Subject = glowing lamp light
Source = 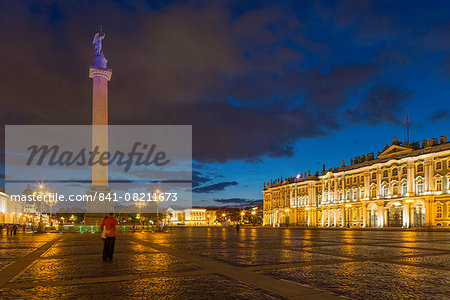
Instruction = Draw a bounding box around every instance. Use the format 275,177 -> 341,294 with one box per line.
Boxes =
405,199 -> 414,203
251,211 -> 256,215
345,204 -> 352,208
240,211 -> 245,216
296,174 -> 301,179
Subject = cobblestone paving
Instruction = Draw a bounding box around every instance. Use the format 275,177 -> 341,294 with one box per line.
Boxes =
0,228 -> 448,299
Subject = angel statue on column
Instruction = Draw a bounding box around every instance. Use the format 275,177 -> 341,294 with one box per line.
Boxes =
93,28 -> 105,56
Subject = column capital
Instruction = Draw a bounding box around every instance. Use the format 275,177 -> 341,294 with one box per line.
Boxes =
89,66 -> 112,81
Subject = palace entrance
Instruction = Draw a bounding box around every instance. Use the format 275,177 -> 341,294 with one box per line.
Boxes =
388,204 -> 403,227
368,210 -> 377,227
414,202 -> 426,227
367,203 -> 378,227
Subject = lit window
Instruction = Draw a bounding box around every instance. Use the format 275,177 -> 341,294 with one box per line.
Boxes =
417,164 -> 424,173
401,182 -> 407,196
360,188 -> 364,199
371,186 -> 377,198
436,204 -> 442,219
436,179 -> 442,191
353,190 -> 357,200
416,178 -> 424,194
382,184 -> 389,197
392,168 -> 398,176
372,173 -> 377,180
392,184 -> 398,196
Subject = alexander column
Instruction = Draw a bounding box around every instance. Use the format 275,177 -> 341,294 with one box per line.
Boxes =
86,28 -> 114,224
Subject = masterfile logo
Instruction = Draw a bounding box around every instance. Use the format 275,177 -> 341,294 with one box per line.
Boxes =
5,125 -> 192,213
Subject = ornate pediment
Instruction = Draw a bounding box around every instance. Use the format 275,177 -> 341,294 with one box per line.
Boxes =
378,144 -> 412,158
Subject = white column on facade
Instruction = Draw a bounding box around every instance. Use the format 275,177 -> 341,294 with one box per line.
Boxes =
377,205 -> 384,227
334,179 -> 338,202
407,161 -> 415,195
403,203 -> 410,228
377,169 -> 382,197
424,160 -> 431,192
363,204 -> 367,227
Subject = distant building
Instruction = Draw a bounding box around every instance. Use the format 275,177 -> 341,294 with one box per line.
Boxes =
184,208 -> 206,226
0,188 -> 24,224
165,207 -> 208,226
263,136 -> 450,228
165,207 -> 184,225
22,184 -> 37,214
206,209 -> 217,225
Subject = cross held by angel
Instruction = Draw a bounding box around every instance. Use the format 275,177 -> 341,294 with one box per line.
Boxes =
93,30 -> 105,56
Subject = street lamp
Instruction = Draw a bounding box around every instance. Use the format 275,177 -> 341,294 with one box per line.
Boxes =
155,187 -> 161,226
45,194 -> 58,226
135,199 -> 147,225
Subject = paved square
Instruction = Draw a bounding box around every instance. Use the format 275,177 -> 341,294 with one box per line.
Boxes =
0,228 -> 449,299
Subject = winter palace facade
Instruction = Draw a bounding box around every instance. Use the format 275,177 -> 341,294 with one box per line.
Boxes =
263,136 -> 450,228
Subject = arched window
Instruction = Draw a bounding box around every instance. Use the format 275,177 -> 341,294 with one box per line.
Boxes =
392,183 -> 398,196
416,178 -> 424,194
382,184 -> 389,197
372,173 -> 377,180
436,179 -> 442,191
417,164 -> 424,173
392,168 -> 398,176
383,170 -> 388,177
360,188 -> 364,199
353,189 -> 357,201
436,162 -> 442,170
436,203 -> 443,219
401,182 -> 407,196
402,167 -> 407,174
371,186 -> 377,198
346,190 -> 350,201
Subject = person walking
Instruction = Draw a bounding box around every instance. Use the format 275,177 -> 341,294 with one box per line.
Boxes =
5,224 -> 10,236
100,213 -> 117,262
13,224 -> 18,235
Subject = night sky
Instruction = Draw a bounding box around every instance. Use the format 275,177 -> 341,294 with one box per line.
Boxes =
1,1 -> 449,207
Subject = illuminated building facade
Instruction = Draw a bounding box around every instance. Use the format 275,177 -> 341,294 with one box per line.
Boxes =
263,136 -> 450,228
165,207 -> 208,226
0,189 -> 25,224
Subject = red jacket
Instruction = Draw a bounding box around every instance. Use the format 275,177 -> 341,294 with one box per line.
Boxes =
100,216 -> 118,237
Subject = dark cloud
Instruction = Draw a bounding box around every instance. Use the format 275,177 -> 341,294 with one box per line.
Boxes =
0,0 -> 447,166
429,109 -> 450,123
213,198 -> 262,207
345,85 -> 411,126
192,170 -> 212,188
192,181 -> 238,193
